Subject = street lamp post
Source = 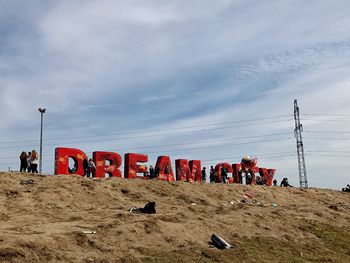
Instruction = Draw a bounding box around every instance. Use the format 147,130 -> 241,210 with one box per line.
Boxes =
38,108 -> 46,174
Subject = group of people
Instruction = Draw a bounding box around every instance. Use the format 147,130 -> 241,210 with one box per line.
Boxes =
66,160 -> 294,188
19,150 -> 39,173
69,159 -> 96,178
202,166 -> 292,187
143,165 -> 165,179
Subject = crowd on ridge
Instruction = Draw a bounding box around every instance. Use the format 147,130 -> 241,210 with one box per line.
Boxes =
17,153 -> 349,191
19,153 -> 294,187
19,150 -> 39,173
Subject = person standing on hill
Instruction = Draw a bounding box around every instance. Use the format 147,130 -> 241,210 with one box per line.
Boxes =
273,179 -> 278,186
30,150 -> 39,173
87,159 -> 96,178
209,166 -> 215,183
27,152 -> 32,172
19,151 -> 28,172
201,167 -> 207,183
83,158 -> 88,177
221,166 -> 228,184
149,165 -> 155,179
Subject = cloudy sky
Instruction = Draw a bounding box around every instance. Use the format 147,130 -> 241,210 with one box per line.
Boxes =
1,0 -> 350,190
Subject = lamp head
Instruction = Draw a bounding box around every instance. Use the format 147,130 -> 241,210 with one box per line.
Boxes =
38,108 -> 46,113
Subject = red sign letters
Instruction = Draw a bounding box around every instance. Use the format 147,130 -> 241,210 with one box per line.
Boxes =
54,147 -> 276,186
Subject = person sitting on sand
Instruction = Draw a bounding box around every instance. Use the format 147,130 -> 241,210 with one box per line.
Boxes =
280,178 -> 293,187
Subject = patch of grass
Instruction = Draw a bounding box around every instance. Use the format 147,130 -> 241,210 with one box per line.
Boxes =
236,221 -> 350,263
300,220 -> 350,256
140,221 -> 350,263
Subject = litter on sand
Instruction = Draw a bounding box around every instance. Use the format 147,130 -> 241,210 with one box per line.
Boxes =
20,179 -> 34,185
81,230 -> 96,234
211,234 -> 232,249
129,202 -> 156,214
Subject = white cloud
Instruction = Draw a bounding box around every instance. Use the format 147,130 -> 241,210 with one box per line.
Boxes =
0,0 -> 350,189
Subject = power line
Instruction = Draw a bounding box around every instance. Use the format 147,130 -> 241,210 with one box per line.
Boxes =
306,153 -> 350,158
0,152 -> 297,166
303,113 -> 350,117
307,150 -> 350,153
200,151 -> 296,162
304,137 -> 350,141
0,132 -> 293,155
41,114 -> 293,131
0,119 -> 292,146
118,137 -> 293,155
302,118 -> 350,123
0,137 -> 293,165
305,130 -> 350,134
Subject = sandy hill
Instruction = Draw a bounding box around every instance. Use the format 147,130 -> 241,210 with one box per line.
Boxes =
0,172 -> 349,263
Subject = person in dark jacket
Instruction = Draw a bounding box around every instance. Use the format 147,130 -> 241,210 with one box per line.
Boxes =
83,159 -> 88,176
149,165 -> 155,179
154,165 -> 160,178
209,166 -> 215,183
201,167 -> 207,183
19,151 -> 28,172
273,179 -> 278,186
221,166 -> 228,184
280,178 -> 293,187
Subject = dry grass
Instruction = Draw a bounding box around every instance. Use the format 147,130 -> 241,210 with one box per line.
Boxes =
0,172 -> 349,262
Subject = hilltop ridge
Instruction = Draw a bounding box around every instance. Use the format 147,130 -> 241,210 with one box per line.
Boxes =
0,172 -> 350,263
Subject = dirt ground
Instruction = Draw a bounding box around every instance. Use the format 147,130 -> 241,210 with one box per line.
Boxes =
0,172 -> 349,263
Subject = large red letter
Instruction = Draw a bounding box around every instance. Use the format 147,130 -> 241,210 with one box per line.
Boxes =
259,168 -> 276,186
124,153 -> 148,179
175,159 -> 201,182
55,147 -> 87,176
93,151 -> 122,178
155,156 -> 174,181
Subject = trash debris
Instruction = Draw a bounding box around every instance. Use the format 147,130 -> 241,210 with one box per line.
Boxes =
211,234 -> 232,249
129,202 -> 156,214
271,203 -> 278,207
239,199 -> 247,204
191,203 -> 197,206
328,204 -> 338,211
244,192 -> 254,199
20,179 -> 34,185
81,230 -> 96,234
230,201 -> 235,205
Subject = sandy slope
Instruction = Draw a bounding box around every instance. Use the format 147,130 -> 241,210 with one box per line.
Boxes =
0,172 -> 349,263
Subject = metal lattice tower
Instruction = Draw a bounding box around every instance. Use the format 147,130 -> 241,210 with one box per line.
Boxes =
294,99 -> 308,188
